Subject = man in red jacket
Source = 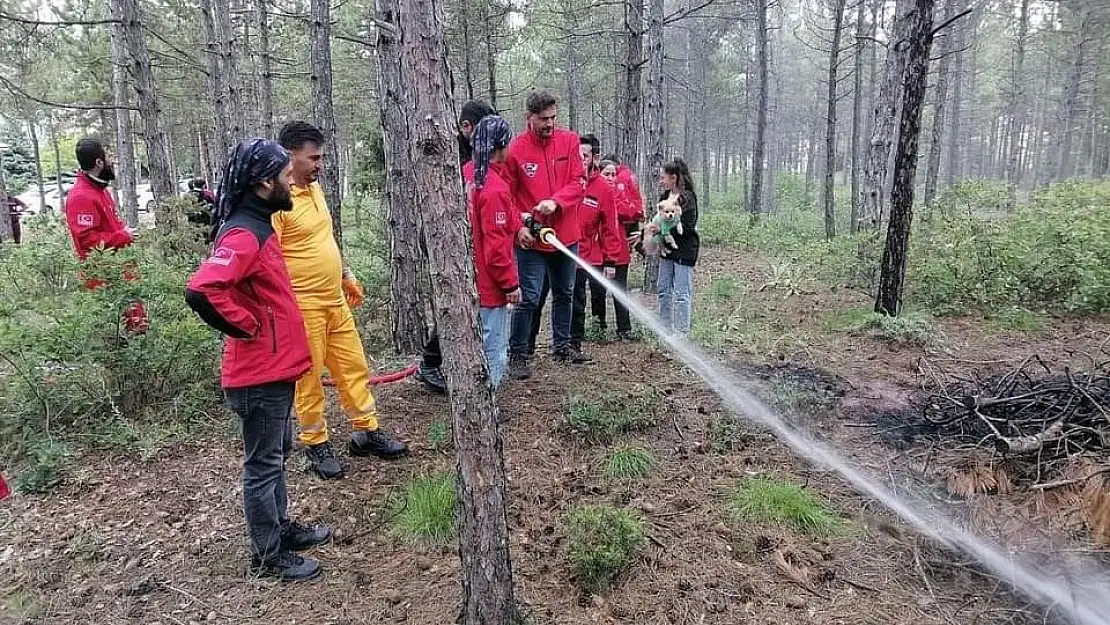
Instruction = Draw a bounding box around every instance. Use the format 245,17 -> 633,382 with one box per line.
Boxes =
570,134 -> 622,349
186,139 -> 331,582
64,137 -> 147,333
601,154 -> 644,340
503,90 -> 586,380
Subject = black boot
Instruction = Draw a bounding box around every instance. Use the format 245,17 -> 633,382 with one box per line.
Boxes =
250,550 -> 321,582
554,344 -> 592,364
508,355 -> 532,380
349,429 -> 408,459
415,363 -> 447,394
304,441 -> 344,480
281,520 -> 332,551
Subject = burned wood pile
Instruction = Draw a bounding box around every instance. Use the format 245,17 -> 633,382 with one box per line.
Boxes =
912,355 -> 1110,461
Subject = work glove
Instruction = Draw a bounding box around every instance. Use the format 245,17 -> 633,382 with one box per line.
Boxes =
343,275 -> 365,309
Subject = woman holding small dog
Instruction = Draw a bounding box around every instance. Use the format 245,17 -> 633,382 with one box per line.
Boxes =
645,158 -> 699,335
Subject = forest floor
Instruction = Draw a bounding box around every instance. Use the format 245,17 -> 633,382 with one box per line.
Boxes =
3,245 -> 1109,625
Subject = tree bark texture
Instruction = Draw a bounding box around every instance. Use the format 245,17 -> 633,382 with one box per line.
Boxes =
876,0 -> 936,317
113,0 -> 176,229
923,0 -> 954,206
26,118 -> 46,219
750,0 -> 770,220
213,0 -> 245,143
200,2 -> 232,162
1054,1 -> 1093,182
1005,0 -> 1030,186
860,0 -> 911,230
0,149 -> 12,243
619,0 -> 644,163
642,0 -> 664,292
255,0 -> 275,139
310,0 -> 344,244
376,0 -> 429,355
395,0 -> 517,620
823,0 -> 847,240
850,0 -> 867,232
944,7 -> 966,188
109,14 -> 139,225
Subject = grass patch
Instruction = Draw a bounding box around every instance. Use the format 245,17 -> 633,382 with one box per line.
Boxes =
822,306 -> 876,331
565,505 -> 646,594
709,275 -> 742,301
985,306 -> 1042,332
387,472 -> 457,546
602,445 -> 658,482
564,388 -> 660,440
427,419 -> 451,451
13,440 -> 70,494
726,475 -> 842,536
852,311 -> 939,347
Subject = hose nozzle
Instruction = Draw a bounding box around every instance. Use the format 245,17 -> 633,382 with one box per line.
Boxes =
538,227 -> 557,246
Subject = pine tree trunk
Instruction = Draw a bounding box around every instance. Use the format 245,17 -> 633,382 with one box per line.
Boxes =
923,0 -> 954,206
396,0 -> 517,619
1054,3 -> 1092,183
876,0 -> 936,317
619,0 -> 644,162
642,0 -> 664,292
563,5 -> 580,131
113,0 -> 176,230
0,149 -> 12,243
860,0 -> 911,230
376,0 -> 428,355
49,116 -> 65,207
210,0 -> 244,147
944,10 -> 965,188
484,3 -> 498,108
310,0 -> 344,244
26,118 -> 46,218
849,0 -> 867,232
1004,0 -> 1030,186
255,0 -> 275,139
750,0 -> 770,221
823,0 -> 847,240
200,2 -> 232,161
110,16 -> 139,226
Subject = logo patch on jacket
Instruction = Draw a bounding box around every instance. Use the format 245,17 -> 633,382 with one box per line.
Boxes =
523,163 -> 539,178
494,211 -> 507,225
583,196 -> 599,209
207,247 -> 235,266
77,213 -> 94,226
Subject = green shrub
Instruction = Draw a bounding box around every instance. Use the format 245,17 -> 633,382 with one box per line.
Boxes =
726,476 -> 842,536
852,311 -> 939,347
387,472 -> 457,545
602,445 -> 657,482
565,505 -> 645,594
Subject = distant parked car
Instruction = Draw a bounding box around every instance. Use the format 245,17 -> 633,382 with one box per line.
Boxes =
15,179 -> 72,215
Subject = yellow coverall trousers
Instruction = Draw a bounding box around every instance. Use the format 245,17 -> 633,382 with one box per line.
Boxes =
295,304 -> 379,446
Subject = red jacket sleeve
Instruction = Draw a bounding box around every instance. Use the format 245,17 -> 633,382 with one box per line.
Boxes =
479,189 -> 519,293
598,185 -> 623,267
617,172 -> 645,223
66,194 -> 133,255
184,228 -> 262,339
551,137 -> 586,212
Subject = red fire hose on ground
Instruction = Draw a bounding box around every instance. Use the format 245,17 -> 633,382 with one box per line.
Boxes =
321,363 -> 419,388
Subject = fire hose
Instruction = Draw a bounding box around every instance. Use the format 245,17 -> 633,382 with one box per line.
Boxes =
321,363 -> 418,387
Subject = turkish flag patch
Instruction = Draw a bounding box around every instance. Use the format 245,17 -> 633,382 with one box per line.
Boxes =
583,196 -> 599,208
77,213 -> 94,226
494,211 -> 507,225
207,246 -> 235,266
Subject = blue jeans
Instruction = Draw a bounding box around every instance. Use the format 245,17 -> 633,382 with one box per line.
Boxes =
224,382 -> 295,561
480,306 -> 510,387
658,259 -> 694,334
510,245 -> 578,356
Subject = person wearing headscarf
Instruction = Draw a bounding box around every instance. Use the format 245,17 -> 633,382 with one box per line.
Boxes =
469,115 -> 521,387
185,138 -> 331,582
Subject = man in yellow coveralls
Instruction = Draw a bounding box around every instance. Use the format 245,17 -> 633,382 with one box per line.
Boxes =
275,121 -> 408,479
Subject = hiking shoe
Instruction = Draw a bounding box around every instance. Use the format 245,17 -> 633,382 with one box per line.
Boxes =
416,363 -> 447,394
349,429 -> 408,459
554,344 -> 592,364
305,442 -> 344,479
281,520 -> 332,552
250,550 -> 321,582
508,355 -> 532,380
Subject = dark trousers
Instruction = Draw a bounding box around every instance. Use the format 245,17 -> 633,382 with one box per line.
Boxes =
511,245 -> 577,357
611,264 -> 632,334
225,381 -> 295,561
421,332 -> 442,368
528,275 -> 550,355
571,267 -> 608,343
